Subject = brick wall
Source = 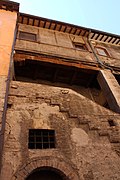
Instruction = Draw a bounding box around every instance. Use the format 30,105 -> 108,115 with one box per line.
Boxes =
1,81 -> 120,180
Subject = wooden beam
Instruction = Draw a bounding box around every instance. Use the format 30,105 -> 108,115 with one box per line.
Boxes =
52,68 -> 59,82
103,36 -> 109,42
14,52 -> 100,71
70,70 -> 78,85
73,28 -> 78,35
107,37 -> 113,43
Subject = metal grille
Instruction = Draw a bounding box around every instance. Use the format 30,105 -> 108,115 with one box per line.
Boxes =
28,129 -> 55,149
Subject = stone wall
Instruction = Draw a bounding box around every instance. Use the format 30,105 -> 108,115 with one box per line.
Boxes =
91,40 -> 120,68
15,24 -> 95,64
1,81 -> 120,180
15,24 -> 120,68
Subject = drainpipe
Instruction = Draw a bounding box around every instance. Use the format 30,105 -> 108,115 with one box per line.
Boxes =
87,30 -> 113,71
0,24 -> 17,174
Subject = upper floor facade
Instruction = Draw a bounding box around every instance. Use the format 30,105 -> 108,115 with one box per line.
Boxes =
15,13 -> 120,72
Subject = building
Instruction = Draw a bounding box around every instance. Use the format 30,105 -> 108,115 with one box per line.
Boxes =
0,0 -> 120,179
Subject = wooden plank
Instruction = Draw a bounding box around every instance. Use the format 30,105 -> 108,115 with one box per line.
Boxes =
14,53 -> 100,71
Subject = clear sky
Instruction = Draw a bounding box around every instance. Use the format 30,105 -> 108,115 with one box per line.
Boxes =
15,0 -> 120,35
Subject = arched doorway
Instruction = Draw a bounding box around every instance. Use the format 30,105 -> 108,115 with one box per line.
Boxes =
13,157 -> 80,180
26,167 -> 68,180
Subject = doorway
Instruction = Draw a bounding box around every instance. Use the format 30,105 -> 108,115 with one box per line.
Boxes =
26,167 -> 68,180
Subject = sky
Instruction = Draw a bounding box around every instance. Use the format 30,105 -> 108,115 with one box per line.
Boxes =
14,0 -> 120,35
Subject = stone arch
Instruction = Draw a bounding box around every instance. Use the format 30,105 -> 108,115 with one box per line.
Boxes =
13,156 -> 80,180
25,166 -> 68,180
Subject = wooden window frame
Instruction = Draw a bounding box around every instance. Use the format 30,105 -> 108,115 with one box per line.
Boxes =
19,31 -> 37,42
28,129 -> 56,149
73,42 -> 87,51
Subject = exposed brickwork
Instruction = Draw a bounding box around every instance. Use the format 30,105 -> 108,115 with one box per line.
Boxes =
13,157 -> 80,180
0,3 -> 120,180
1,81 -> 120,180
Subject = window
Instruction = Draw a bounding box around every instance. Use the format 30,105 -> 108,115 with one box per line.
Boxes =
28,129 -> 55,149
19,31 -> 36,42
95,47 -> 109,56
74,43 -> 86,50
73,43 -> 87,50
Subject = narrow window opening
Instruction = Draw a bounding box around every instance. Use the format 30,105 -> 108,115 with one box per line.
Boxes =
73,43 -> 87,50
108,119 -> 116,127
7,103 -> 12,108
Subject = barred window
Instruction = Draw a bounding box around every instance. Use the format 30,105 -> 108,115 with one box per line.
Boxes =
28,129 -> 55,149
19,31 -> 36,42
